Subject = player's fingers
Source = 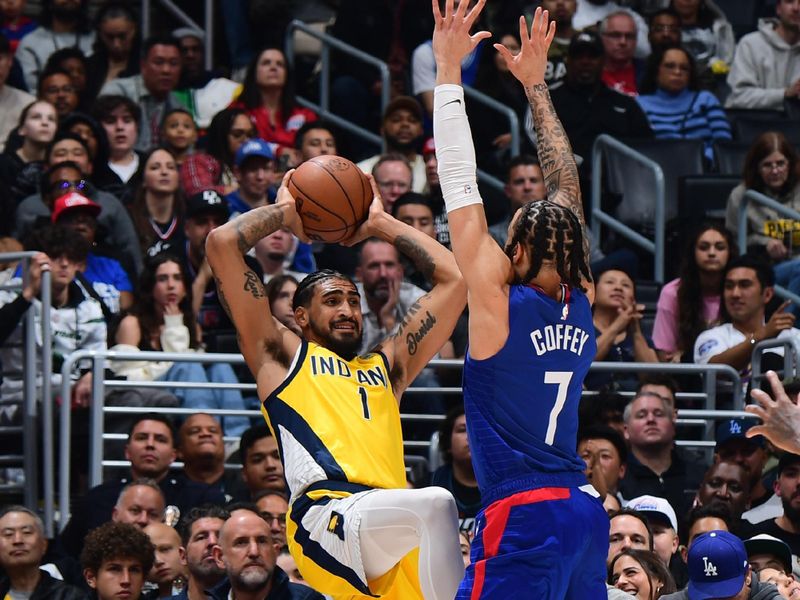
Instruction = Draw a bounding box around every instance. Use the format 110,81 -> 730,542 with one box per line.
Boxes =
744,424 -> 769,439
471,31 -> 492,45
281,168 -> 295,188
750,386 -> 776,409
518,14 -> 529,45
538,9 -> 549,38
465,0 -> 486,28
366,173 -> 382,201
531,8 -> 541,40
493,43 -> 514,63
432,0 -> 442,22
445,0 -> 454,19
546,19 -> 557,45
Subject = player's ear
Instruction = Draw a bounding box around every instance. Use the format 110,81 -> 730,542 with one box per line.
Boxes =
294,306 -> 309,328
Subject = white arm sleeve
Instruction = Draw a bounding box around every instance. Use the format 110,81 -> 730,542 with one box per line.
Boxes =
432,84 -> 483,213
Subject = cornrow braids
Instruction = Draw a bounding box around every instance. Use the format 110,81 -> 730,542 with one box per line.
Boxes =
292,269 -> 356,311
506,200 -> 590,291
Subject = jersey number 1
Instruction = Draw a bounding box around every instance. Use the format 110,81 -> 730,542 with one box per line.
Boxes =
358,386 -> 371,420
543,371 -> 573,445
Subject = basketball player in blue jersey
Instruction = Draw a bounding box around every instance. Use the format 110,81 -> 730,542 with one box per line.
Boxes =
206,171 -> 467,600
432,2 -> 609,598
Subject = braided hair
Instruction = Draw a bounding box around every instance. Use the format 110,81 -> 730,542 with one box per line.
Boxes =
292,269 -> 356,311
505,200 -> 590,291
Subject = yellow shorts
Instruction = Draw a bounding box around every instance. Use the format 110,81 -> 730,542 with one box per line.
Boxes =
287,485 -> 423,599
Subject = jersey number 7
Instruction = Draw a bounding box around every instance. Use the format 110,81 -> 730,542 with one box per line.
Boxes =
543,371 -> 573,445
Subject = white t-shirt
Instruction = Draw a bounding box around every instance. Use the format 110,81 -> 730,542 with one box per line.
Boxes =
108,153 -> 140,184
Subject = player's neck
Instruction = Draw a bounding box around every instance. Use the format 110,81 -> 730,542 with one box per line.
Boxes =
631,444 -> 673,476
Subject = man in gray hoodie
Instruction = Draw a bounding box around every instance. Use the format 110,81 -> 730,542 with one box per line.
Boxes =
726,0 -> 800,111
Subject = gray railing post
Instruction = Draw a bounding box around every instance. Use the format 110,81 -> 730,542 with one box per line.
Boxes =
751,339 -> 796,394
21,257 -> 37,509
39,267 -> 54,537
89,357 -> 107,488
739,190 -> 800,304
590,135 -> 665,283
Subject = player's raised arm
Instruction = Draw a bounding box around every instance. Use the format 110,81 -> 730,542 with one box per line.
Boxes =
205,171 -> 305,384
431,0 -> 510,290
345,176 -> 466,397
495,8 -> 593,298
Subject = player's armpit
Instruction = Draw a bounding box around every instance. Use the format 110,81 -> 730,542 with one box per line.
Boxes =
206,210 -> 300,384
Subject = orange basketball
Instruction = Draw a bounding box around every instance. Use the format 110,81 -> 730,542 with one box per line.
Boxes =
287,156 -> 372,243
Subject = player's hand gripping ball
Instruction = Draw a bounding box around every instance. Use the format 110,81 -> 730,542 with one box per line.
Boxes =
287,156 -> 372,242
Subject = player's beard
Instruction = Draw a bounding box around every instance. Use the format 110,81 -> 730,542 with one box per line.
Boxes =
310,318 -> 362,361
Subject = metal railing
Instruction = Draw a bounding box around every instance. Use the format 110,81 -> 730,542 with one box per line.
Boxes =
141,0 -> 213,70
0,252 -> 51,524
738,189 -> 800,305
283,19 -> 517,195
55,349 -> 745,532
591,135 -> 666,283
751,338 -> 797,391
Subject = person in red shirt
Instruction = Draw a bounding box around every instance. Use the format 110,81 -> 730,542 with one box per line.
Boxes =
231,47 -> 315,164
600,11 -> 644,96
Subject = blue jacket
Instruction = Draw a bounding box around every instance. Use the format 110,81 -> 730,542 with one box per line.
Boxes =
196,569 -> 324,600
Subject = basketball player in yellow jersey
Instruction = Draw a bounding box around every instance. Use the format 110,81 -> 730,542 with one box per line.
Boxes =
206,170 -> 467,600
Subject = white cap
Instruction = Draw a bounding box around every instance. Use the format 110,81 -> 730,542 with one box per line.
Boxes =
624,494 -> 678,531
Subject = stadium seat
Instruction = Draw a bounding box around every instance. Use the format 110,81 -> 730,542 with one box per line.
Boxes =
678,174 -> 740,223
733,116 -> 800,145
713,140 -> 749,175
606,138 -> 705,226
715,0 -> 761,39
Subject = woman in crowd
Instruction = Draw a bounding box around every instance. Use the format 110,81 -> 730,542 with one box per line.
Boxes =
128,147 -> 184,258
653,223 -> 733,362
85,2 -> 139,99
670,0 -> 734,71
232,47 -> 316,161
263,274 -> 300,335
636,44 -> 731,162
180,107 -> 254,197
430,405 -> 480,527
112,253 -> 249,436
609,549 -> 676,600
726,131 -> 800,311
587,268 -> 659,391
0,100 -> 57,206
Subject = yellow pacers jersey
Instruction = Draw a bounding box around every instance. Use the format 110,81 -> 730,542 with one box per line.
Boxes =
261,340 -> 406,498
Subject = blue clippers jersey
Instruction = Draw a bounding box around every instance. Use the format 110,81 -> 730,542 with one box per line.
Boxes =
463,284 -> 596,504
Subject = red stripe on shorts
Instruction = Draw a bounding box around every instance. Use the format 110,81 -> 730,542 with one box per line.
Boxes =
469,487 -> 570,600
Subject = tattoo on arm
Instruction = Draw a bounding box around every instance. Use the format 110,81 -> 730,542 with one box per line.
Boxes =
216,280 -> 233,320
243,271 -> 266,299
234,206 -> 285,254
525,82 -> 591,266
394,235 -> 436,281
392,298 -> 438,355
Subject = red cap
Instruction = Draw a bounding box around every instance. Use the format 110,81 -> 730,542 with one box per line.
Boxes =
51,192 -> 101,223
422,137 -> 435,156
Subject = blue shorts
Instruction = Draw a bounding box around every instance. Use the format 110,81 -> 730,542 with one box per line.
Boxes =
457,486 -> 609,600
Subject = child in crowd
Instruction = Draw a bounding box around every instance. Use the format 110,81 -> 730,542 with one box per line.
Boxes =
160,108 -> 198,167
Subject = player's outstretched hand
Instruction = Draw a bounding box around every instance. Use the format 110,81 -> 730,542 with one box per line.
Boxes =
342,174 -> 388,247
432,0 -> 491,77
495,7 -> 556,88
747,370 -> 800,455
276,169 -> 310,244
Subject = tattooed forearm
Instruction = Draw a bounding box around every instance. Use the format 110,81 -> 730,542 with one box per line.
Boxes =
234,205 -> 285,254
394,235 -> 436,282
243,270 -> 266,299
524,83 -> 585,228
391,298 -> 438,355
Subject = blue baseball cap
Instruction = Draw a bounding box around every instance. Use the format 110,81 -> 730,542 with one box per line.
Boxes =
715,418 -> 762,450
235,138 -> 274,167
687,531 -> 749,600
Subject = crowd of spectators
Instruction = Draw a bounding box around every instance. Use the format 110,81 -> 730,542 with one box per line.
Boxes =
1,0 -> 800,598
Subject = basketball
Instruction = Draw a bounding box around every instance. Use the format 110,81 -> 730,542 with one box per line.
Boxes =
287,156 -> 372,243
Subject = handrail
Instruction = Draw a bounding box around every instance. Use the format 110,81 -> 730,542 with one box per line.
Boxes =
58,349 -> 743,530
738,189 -> 800,305
141,0 -> 213,70
0,252 -> 52,534
751,338 -> 797,390
590,134 -> 666,283
283,20 -> 514,196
